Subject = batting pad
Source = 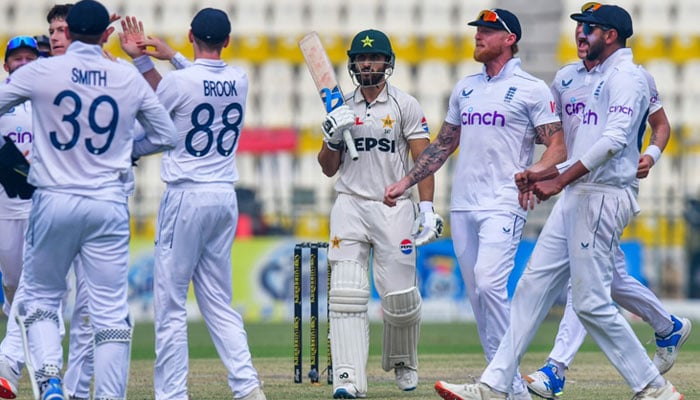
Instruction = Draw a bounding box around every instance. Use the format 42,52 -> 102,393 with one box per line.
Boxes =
381,286 -> 422,372
329,260 -> 370,395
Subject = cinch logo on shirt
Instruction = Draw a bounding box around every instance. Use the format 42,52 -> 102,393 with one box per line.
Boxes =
6,129 -> 32,143
564,101 -> 586,116
353,137 -> 395,153
609,105 -> 633,116
461,107 -> 506,127
581,109 -> 599,125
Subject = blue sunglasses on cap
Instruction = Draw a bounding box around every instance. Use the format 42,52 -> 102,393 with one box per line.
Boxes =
6,36 -> 38,52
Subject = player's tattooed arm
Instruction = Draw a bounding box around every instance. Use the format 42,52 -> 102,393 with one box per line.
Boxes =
529,121 -> 566,174
406,122 -> 460,187
638,107 -> 671,178
383,122 -> 459,207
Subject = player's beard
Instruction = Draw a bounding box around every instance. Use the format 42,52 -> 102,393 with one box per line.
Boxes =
473,45 -> 501,63
355,69 -> 385,87
585,37 -> 604,62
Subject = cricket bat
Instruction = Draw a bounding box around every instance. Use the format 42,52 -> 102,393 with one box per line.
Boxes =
299,32 -> 359,161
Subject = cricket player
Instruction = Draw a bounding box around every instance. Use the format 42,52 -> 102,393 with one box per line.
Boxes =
433,5 -> 684,400
0,1 -> 176,399
126,8 -> 266,400
319,29 -> 441,398
384,8 -> 565,399
524,3 -> 691,399
0,35 -> 39,399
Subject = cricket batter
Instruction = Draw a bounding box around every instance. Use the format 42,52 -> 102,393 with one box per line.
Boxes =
126,8 -> 266,400
385,8 -> 565,399
319,29 -> 442,398
0,1 -> 176,398
524,3 -> 691,399
434,5 -> 684,399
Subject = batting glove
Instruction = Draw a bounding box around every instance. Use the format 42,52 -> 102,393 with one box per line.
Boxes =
322,105 -> 355,145
412,202 -> 444,246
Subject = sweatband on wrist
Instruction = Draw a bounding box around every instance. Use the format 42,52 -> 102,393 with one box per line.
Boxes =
326,141 -> 343,151
133,55 -> 155,74
419,201 -> 434,213
170,52 -> 189,70
643,145 -> 661,164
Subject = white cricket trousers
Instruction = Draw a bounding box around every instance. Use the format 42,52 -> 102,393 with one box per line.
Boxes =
481,185 -> 661,394
22,191 -> 131,399
450,209 -> 527,394
549,245 -> 672,367
153,184 -> 260,400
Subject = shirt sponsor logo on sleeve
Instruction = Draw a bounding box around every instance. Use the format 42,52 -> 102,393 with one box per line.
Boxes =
421,116 -> 429,132
400,239 -> 413,255
609,105 -> 634,116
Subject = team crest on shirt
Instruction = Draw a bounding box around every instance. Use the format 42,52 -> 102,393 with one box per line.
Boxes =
399,239 -> 413,255
504,86 -> 517,103
381,114 -> 395,134
331,235 -> 342,249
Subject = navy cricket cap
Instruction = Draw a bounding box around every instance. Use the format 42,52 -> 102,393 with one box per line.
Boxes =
570,4 -> 633,39
191,8 -> 231,43
468,8 -> 522,42
66,0 -> 110,35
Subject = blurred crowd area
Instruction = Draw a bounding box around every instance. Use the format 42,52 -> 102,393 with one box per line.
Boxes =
3,0 -> 700,297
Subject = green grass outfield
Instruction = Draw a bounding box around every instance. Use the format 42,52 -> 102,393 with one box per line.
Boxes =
3,318 -> 699,399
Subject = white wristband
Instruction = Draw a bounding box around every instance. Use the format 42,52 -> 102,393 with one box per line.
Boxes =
419,201 -> 434,213
643,144 -> 661,164
133,55 -> 155,74
170,52 -> 189,70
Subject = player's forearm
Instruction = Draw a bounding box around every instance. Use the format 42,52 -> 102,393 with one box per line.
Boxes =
317,142 -> 341,177
554,160 -> 589,188
406,122 -> 459,187
648,108 -> 671,152
416,175 -> 435,202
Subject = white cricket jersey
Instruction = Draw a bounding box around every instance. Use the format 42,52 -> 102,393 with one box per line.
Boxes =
0,41 -> 175,203
0,101 -> 32,218
551,61 -> 662,158
445,58 -> 559,215
156,59 -> 248,185
336,83 -> 430,201
570,48 -> 650,187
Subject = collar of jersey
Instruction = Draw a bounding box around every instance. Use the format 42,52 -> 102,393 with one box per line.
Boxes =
193,58 -> 227,68
595,47 -> 633,74
482,57 -> 521,82
66,40 -> 104,57
352,81 -> 389,104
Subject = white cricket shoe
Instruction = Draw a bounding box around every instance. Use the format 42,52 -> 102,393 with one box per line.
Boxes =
654,316 -> 692,375
333,384 -> 366,399
0,356 -> 19,399
435,380 -> 507,400
524,363 -> 565,399
508,390 -> 532,400
631,380 -> 683,400
235,386 -> 266,400
395,366 -> 418,391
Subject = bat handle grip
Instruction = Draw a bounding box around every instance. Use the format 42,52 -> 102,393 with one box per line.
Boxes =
343,129 -> 358,161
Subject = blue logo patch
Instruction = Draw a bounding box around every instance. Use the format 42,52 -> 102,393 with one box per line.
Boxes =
562,79 -> 573,87
400,239 -> 413,255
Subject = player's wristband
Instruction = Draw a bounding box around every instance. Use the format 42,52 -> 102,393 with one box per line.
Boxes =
419,201 -> 434,213
326,141 -> 343,152
643,145 -> 661,164
133,55 -> 155,74
170,52 -> 189,70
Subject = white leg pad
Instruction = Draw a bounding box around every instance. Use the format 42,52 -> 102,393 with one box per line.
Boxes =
329,260 -> 370,395
381,287 -> 421,372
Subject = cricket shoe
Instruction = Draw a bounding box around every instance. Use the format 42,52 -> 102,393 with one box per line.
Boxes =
235,386 -> 267,400
524,364 -> 565,399
508,389 -> 532,400
395,366 -> 418,391
654,316 -> 692,374
631,380 -> 683,400
39,377 -> 64,400
435,380 -> 507,400
333,384 -> 366,399
0,356 -> 19,399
